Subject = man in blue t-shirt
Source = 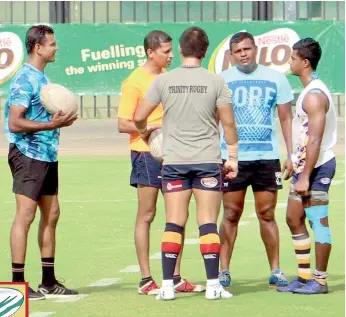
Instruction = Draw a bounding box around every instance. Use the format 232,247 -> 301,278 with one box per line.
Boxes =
5,25 -> 77,300
218,32 -> 294,288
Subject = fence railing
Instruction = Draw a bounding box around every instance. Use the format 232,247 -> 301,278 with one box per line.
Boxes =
0,1 -> 344,118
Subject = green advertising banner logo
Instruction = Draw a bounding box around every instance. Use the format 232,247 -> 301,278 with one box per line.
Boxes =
0,21 -> 344,96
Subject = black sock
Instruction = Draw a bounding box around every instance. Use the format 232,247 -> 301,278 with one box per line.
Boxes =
41,257 -> 56,286
140,276 -> 153,287
12,263 -> 25,282
173,275 -> 181,285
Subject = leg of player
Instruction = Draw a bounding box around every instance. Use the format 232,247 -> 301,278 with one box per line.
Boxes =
10,194 -> 44,300
277,195 -> 312,293
219,190 -> 246,287
293,190 -> 331,295
37,195 -> 78,297
136,185 -> 160,295
194,189 -> 233,300
156,190 -> 191,301
254,191 -> 288,287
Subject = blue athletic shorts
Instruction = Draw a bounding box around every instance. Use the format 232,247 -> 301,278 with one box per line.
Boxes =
130,151 -> 162,188
162,163 -> 223,193
292,157 -> 336,192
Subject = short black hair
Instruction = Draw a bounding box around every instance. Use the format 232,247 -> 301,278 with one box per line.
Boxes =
144,30 -> 172,56
179,27 -> 209,59
25,24 -> 54,54
292,38 -> 322,70
229,32 -> 255,51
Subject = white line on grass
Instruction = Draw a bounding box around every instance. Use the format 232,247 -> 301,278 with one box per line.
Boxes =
120,265 -> 140,273
150,252 -> 161,260
30,313 -> 55,317
332,180 -> 345,186
53,294 -> 89,303
184,239 -> 200,245
239,221 -> 251,226
88,278 -> 122,287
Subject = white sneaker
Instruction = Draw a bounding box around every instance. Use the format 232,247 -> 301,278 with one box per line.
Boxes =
205,284 -> 233,300
155,286 -> 175,301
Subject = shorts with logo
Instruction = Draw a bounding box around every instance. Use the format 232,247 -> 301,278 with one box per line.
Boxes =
130,150 -> 162,188
162,163 -> 223,193
8,143 -> 58,201
292,157 -> 336,192
223,159 -> 282,192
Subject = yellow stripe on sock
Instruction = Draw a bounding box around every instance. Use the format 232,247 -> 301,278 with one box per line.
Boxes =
294,244 -> 311,251
298,258 -> 310,264
162,232 -> 182,244
200,233 -> 220,244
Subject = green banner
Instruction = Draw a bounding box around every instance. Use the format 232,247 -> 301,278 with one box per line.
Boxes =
0,20 -> 344,96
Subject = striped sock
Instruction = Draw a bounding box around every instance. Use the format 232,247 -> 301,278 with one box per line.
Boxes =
199,223 -> 220,280
42,257 -> 56,286
292,233 -> 313,281
161,223 -> 183,281
12,263 -> 25,282
313,269 -> 328,285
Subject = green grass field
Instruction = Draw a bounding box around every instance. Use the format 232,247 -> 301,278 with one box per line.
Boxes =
0,156 -> 344,317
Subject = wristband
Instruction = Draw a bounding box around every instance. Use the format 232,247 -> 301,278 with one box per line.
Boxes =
287,153 -> 292,159
138,127 -> 148,135
227,143 -> 238,160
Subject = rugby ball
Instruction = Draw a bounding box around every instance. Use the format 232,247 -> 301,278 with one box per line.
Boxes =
40,83 -> 78,115
148,128 -> 163,162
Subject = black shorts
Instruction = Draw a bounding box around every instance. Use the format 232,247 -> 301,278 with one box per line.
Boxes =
130,151 -> 162,188
223,159 -> 282,192
8,144 -> 59,201
162,163 -> 223,194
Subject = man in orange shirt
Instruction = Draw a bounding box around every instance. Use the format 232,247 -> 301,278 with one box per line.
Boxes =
118,30 -> 203,295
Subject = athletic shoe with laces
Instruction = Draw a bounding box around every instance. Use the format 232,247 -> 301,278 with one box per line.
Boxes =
277,277 -> 306,293
29,287 -> 45,301
138,279 -> 160,295
218,269 -> 231,287
269,269 -> 289,287
37,281 -> 79,298
292,279 -> 328,295
174,279 -> 206,293
205,284 -> 233,300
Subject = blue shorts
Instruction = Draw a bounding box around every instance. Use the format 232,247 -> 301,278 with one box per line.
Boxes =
292,157 -> 336,192
162,163 -> 223,193
130,151 -> 162,188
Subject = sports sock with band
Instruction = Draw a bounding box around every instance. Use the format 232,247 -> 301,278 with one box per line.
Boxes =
199,223 -> 220,281
161,223 -> 183,283
41,257 -> 56,286
292,233 -> 313,281
12,263 -> 25,282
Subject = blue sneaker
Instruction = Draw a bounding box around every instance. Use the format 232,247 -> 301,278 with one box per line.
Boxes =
292,279 -> 328,295
269,269 -> 289,287
277,277 -> 305,293
218,270 -> 231,287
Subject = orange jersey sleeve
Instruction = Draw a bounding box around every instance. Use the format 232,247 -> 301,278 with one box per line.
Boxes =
117,79 -> 141,120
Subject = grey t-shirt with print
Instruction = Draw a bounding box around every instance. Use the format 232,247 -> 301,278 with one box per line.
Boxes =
144,66 -> 231,165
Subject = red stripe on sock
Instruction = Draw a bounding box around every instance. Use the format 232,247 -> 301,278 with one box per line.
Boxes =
200,243 -> 220,254
161,242 -> 182,253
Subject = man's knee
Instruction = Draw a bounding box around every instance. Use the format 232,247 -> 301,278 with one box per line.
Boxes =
138,203 -> 157,224
257,204 -> 276,222
223,202 -> 243,225
15,207 -> 36,227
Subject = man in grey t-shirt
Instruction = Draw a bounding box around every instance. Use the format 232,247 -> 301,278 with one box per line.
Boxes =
134,27 -> 238,301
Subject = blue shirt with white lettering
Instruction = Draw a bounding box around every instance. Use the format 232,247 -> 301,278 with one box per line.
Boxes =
219,65 -> 293,161
4,63 -> 60,162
